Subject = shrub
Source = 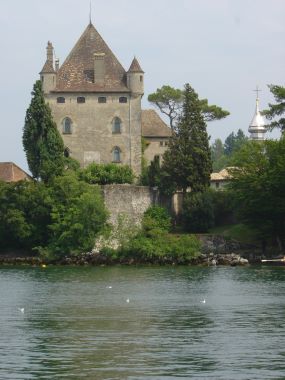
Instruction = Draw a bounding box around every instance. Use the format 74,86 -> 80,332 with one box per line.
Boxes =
182,191 -> 214,233
80,163 -> 134,185
143,206 -> 171,232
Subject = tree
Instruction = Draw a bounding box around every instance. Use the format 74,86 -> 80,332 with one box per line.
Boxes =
224,129 -> 248,156
23,80 -> 65,182
160,84 -> 212,194
182,191 -> 214,232
148,156 -> 161,187
148,85 -> 183,130
148,85 -> 229,130
262,85 -> 285,132
229,138 -> 285,251
46,173 -> 108,256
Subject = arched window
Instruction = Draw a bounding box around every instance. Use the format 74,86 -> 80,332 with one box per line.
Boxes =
112,146 -> 121,163
112,117 -> 121,134
63,117 -> 72,134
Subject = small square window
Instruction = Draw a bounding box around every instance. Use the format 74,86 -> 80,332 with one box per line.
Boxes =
57,97 -> 65,104
98,97 -> 107,103
77,97 -> 85,103
119,97 -> 127,103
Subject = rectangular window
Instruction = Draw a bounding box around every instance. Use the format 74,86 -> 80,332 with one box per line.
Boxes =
119,97 -> 127,103
77,97 -> 85,103
57,97 -> 65,103
98,97 -> 107,103
160,141 -> 163,146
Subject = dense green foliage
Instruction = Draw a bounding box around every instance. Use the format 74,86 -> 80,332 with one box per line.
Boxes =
211,130 -> 248,171
23,80 -> 65,182
161,84 -> 212,194
0,180 -> 52,249
147,156 -> 161,187
80,163 -> 134,185
46,174 -> 107,256
148,85 -> 229,130
0,174 -> 107,257
224,129 -> 248,156
182,191 -> 214,232
262,85 -> 285,132
143,206 -> 171,232
118,207 -> 201,262
229,137 -> 285,249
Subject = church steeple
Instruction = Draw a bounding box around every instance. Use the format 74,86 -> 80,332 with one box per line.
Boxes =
248,86 -> 266,140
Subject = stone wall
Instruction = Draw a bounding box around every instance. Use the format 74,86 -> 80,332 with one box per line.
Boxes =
101,184 -> 157,226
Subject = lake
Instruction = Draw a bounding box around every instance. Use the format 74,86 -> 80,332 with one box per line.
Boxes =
0,265 -> 285,379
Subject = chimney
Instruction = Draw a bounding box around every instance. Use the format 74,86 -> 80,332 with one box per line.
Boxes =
55,58 -> 59,72
94,53 -> 105,84
46,41 -> 54,63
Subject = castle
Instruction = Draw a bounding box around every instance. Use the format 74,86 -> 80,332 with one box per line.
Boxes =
40,22 -> 171,176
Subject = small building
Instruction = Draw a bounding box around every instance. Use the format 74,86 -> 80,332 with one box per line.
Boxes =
142,109 -> 172,164
0,162 -> 32,182
210,168 -> 232,190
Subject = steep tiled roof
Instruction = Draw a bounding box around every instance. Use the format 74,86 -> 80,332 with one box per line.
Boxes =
54,23 -> 129,93
128,57 -> 144,73
40,60 -> 55,74
142,109 -> 172,137
0,162 -> 32,182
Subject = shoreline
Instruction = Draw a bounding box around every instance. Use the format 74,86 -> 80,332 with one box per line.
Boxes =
0,251 -> 253,266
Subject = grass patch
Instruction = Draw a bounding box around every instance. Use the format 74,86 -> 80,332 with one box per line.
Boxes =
209,223 -> 259,244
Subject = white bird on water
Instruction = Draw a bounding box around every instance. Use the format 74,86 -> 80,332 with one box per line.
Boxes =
107,286 -> 112,289
126,298 -> 130,303
200,299 -> 206,304
18,308 -> 25,313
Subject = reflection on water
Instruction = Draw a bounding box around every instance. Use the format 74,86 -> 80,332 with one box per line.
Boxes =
0,266 -> 285,379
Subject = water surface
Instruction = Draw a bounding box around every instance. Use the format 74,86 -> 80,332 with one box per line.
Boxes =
0,265 -> 285,379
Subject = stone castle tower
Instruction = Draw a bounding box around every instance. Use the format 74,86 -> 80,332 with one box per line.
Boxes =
40,23 -> 144,175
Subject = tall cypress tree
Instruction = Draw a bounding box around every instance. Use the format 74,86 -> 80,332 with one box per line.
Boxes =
23,80 -> 64,182
161,83 -> 212,194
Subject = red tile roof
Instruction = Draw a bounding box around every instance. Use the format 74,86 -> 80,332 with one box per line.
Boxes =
53,23 -> 129,93
0,163 -> 32,182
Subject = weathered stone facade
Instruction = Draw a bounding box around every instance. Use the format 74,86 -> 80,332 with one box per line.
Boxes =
101,184 -> 157,226
40,23 -> 144,176
40,23 -> 172,176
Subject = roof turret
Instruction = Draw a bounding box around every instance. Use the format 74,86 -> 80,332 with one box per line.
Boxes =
128,57 -> 144,73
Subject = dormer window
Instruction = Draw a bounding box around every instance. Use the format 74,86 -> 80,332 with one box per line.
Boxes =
112,117 -> 121,134
112,146 -> 121,163
77,97 -> 85,103
98,97 -> 107,103
119,97 -> 127,103
57,97 -> 65,104
63,117 -> 72,134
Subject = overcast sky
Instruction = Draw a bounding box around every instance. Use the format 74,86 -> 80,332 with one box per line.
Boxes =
0,0 -> 284,172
